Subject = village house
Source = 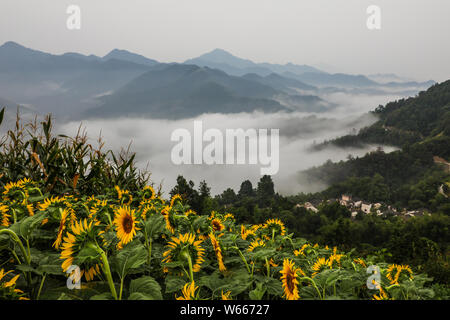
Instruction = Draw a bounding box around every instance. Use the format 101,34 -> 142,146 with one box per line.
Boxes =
304,202 -> 319,213
299,194 -> 425,219
295,200 -> 321,213
361,202 -> 372,214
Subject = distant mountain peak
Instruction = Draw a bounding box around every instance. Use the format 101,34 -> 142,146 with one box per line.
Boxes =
102,48 -> 158,66
199,48 -> 249,62
208,48 -> 235,56
0,41 -> 32,51
1,41 -> 22,48
186,49 -> 324,77
106,48 -> 131,55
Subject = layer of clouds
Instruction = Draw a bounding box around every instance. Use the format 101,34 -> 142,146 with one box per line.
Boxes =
55,93 -> 402,196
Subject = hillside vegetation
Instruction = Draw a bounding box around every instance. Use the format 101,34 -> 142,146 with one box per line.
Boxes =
306,80 -> 450,209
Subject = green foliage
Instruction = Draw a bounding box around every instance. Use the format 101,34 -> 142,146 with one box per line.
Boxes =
0,111 -> 149,195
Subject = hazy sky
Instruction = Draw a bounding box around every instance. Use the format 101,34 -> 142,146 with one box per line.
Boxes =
0,0 -> 449,81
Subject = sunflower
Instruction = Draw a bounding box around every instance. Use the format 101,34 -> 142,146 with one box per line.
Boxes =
142,185 -> 156,201
161,206 -> 175,234
140,204 -> 155,221
328,253 -> 344,268
211,218 -> 225,232
248,239 -> 265,252
38,196 -> 68,211
0,269 -> 26,298
240,225 -> 247,239
113,206 -> 140,248
2,181 -> 24,200
372,287 -> 389,300
269,258 -> 278,267
263,218 -> 286,237
221,290 -> 232,300
0,204 -> 11,227
386,264 -> 413,284
209,232 -> 226,272
176,281 -> 198,300
353,258 -> 366,268
53,208 -> 73,249
2,274 -> 20,289
0,269 -> 19,288
170,194 -> 183,207
311,257 -> 329,276
17,177 -> 33,188
185,209 -> 196,217
294,243 -> 310,256
240,225 -> 256,241
223,213 -> 235,221
162,233 -> 205,273
280,259 -> 301,300
88,199 -> 108,220
114,186 -> 132,205
60,219 -> 102,282
26,203 -> 34,216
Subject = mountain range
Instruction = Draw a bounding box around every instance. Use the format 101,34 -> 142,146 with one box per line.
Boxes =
0,41 -> 436,119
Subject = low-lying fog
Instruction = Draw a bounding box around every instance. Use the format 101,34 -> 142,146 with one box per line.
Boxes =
55,92 -> 401,196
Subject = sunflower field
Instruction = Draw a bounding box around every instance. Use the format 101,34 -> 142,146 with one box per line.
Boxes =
0,179 -> 438,300
0,110 -> 440,300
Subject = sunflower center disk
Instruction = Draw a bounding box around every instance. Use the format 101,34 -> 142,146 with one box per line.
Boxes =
123,215 -> 133,233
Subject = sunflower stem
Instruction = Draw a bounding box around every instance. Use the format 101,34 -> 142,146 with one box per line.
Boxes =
119,277 -> 124,300
386,283 -> 400,290
36,273 -> 47,300
265,258 -> 270,277
144,230 -> 152,266
91,244 -> 118,300
286,237 -> 295,249
0,229 -> 32,289
299,276 -> 323,300
251,261 -> 255,278
25,237 -> 31,260
9,248 -> 22,265
185,253 -> 194,283
234,246 -> 251,274
29,187 -> 43,197
0,229 -> 31,265
148,239 -> 152,265
12,208 -> 17,224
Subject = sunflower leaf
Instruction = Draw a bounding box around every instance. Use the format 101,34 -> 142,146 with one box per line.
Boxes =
145,214 -> 165,239
128,276 -> 162,300
165,275 -> 187,293
75,247 -> 100,265
110,242 -> 147,279
17,213 -> 46,239
90,292 -> 114,300
249,282 -> 266,300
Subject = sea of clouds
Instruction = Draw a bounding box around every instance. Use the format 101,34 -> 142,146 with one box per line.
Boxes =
55,92 -> 402,196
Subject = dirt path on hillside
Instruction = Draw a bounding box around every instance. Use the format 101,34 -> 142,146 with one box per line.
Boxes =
434,156 -> 450,172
